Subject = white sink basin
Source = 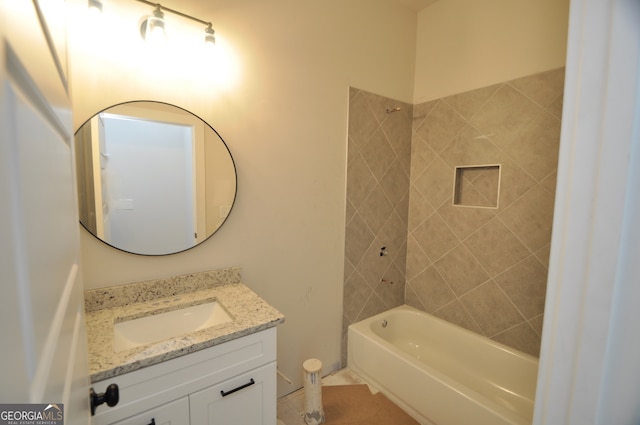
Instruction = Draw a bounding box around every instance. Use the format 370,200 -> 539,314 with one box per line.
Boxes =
113,301 -> 232,352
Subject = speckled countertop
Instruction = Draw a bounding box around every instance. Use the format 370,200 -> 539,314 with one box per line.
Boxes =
84,268 -> 285,383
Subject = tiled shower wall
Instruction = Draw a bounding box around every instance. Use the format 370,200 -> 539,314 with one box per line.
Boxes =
342,88 -> 412,364
406,68 -> 565,357
344,67 -> 565,361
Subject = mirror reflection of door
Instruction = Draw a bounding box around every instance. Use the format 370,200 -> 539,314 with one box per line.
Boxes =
75,101 -> 236,255
101,113 -> 197,255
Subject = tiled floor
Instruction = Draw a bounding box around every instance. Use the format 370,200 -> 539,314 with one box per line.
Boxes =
277,368 -> 378,425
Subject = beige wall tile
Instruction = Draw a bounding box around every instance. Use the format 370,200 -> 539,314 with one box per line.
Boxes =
405,284 -> 425,311
379,211 -> 409,253
410,136 -> 438,182
361,128 -> 397,177
343,271 -> 373,323
529,314 -> 544,335
358,293 -> 389,321
346,154 -> 376,206
471,168 -> 501,206
380,160 -> 410,207
433,300 -> 483,334
508,68 -> 566,108
359,185 -> 394,232
406,234 -> 431,280
349,87 -> 360,100
534,244 -> 551,269
471,85 -> 541,149
412,99 -> 438,128
494,255 -> 548,319
413,156 -> 454,209
464,218 -> 530,276
396,191 -> 410,227
492,322 -> 541,357
382,106 -> 413,156
460,281 -> 524,336
498,184 -> 556,253
443,84 -> 501,121
345,198 -> 356,224
344,257 -> 355,281
408,265 -> 456,312
438,199 -> 496,241
344,212 -> 376,266
348,92 -> 379,149
415,100 -> 467,153
361,90 -> 394,125
375,262 -> 406,308
441,124 -> 502,167
454,180 -> 488,207
546,94 -> 564,120
411,213 -> 459,262
540,170 -> 558,194
347,135 -> 358,165
504,110 -> 561,182
407,188 -> 434,230
392,240 -> 408,284
434,243 -> 490,296
497,157 -> 537,209
356,238 -> 392,286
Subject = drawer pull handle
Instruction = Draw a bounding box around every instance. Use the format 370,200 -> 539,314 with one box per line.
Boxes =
220,378 -> 255,397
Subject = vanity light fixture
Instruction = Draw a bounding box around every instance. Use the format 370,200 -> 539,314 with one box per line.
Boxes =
204,23 -> 216,47
140,4 -> 166,44
88,0 -> 103,14
134,0 -> 216,48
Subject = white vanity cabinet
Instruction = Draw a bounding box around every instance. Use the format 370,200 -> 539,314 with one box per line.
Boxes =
190,363 -> 276,424
92,328 -> 277,425
111,397 -> 189,425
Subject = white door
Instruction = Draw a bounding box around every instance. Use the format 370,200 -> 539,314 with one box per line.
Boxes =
101,115 -> 195,254
0,1 -> 90,424
100,102 -> 207,250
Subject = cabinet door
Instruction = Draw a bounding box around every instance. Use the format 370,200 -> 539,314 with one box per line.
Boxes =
190,363 -> 276,425
111,397 -> 189,425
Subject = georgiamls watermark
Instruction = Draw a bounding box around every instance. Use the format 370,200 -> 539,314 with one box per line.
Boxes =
0,404 -> 63,425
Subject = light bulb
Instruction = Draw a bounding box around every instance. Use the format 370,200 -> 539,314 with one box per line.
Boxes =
204,23 -> 216,48
141,5 -> 166,45
88,0 -> 103,14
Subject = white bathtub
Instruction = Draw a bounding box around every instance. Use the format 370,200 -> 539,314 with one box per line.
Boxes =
347,305 -> 539,425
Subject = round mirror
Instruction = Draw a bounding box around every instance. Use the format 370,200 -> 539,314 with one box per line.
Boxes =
75,101 -> 237,255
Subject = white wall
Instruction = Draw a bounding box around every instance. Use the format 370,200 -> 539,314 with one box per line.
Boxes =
68,0 -> 417,395
414,0 -> 570,103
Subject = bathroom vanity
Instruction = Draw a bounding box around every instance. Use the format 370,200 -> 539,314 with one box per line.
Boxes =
85,268 -> 284,425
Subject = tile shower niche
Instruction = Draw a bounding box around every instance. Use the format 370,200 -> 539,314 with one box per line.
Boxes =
453,164 -> 501,208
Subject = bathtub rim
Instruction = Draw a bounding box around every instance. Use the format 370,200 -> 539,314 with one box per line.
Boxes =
350,304 -> 539,364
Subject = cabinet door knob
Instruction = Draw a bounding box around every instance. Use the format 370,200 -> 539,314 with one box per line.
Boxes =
147,419 -> 155,425
89,383 -> 119,416
220,378 -> 255,397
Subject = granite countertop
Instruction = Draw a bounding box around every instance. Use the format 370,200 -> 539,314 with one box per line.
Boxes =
84,268 -> 285,383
